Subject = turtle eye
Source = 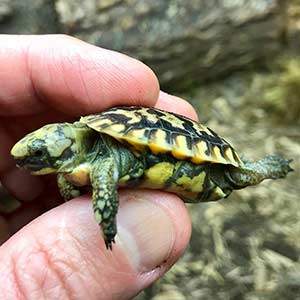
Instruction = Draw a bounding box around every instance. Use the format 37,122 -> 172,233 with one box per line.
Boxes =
33,149 -> 45,157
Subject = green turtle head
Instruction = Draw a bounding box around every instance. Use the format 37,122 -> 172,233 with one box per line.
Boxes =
11,123 -> 79,174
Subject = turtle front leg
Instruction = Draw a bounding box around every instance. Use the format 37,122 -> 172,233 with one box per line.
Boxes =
57,173 -> 81,201
90,157 -> 119,250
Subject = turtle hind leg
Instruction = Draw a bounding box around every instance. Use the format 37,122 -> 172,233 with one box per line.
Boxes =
91,157 -> 119,250
258,155 -> 293,178
228,155 -> 293,188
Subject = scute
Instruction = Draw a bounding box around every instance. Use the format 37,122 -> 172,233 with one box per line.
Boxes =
80,106 -> 243,167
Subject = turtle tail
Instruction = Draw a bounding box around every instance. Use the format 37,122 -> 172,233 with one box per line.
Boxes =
227,155 -> 293,188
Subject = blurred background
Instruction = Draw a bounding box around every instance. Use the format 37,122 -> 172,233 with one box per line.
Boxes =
0,0 -> 299,299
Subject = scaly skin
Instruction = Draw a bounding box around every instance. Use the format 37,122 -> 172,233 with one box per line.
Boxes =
90,158 -> 118,249
57,173 -> 81,200
10,121 -> 293,250
227,155 -> 293,188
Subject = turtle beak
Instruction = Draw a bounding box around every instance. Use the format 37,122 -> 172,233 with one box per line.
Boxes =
11,140 -> 56,175
11,143 -> 42,172
11,142 -> 29,168
12,156 -> 55,174
14,158 -> 27,168
13,156 -> 42,172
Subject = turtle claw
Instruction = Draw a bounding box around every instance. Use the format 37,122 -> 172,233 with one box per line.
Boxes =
105,238 -> 115,250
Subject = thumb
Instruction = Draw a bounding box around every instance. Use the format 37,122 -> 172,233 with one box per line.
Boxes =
0,190 -> 191,300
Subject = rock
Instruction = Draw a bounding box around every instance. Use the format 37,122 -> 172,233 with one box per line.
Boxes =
0,0 -> 59,34
0,0 -> 13,22
56,0 -> 288,91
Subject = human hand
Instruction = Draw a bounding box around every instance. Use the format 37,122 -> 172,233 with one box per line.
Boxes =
0,35 -> 197,299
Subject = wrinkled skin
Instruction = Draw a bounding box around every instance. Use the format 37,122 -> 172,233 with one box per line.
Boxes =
0,35 -> 197,300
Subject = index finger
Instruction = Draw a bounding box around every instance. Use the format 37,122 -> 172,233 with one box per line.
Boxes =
0,34 -> 160,116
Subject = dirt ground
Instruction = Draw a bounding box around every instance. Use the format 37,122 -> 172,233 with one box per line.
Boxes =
136,54 -> 300,299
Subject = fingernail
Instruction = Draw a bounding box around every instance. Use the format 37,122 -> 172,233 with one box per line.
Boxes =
117,192 -> 175,272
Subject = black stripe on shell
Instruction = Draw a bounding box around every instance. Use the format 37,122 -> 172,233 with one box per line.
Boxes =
83,106 -> 240,164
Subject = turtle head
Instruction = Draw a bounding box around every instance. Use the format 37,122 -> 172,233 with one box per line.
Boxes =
11,123 -> 79,175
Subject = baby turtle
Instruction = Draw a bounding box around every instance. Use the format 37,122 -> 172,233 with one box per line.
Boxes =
11,106 -> 293,249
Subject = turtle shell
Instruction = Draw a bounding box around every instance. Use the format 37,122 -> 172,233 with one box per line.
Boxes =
80,106 -> 242,167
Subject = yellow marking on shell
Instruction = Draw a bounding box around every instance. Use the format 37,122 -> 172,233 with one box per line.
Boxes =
172,150 -> 187,160
119,110 -> 141,124
80,114 -> 110,124
224,147 -> 243,166
216,147 -> 241,166
149,143 -> 168,154
191,156 -> 205,164
139,110 -> 159,123
201,126 -> 215,135
211,146 -> 227,164
109,124 -> 125,133
161,111 -> 211,135
194,141 -> 208,156
88,119 -> 113,129
121,129 -> 148,148
143,162 -> 174,188
127,129 -> 147,140
224,148 -> 236,164
64,163 -> 90,186
149,130 -> 169,154
161,114 -> 186,129
191,141 -> 209,164
176,172 -> 206,193
171,135 -> 192,159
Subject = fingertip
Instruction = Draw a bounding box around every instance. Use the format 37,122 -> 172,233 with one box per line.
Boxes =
0,191 -> 191,299
117,190 -> 191,274
107,50 -> 160,107
156,91 -> 199,121
151,191 -> 192,267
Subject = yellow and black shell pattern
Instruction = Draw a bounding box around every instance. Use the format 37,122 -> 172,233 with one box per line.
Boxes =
80,106 -> 243,167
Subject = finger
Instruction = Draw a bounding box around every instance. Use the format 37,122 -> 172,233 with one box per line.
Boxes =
156,91 -> 199,121
0,34 -> 159,116
0,190 -> 191,300
1,168 -> 44,202
0,217 -> 9,244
